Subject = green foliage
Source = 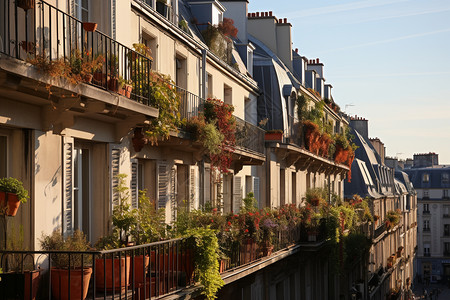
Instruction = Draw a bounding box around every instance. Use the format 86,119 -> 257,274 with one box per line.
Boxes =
40,230 -> 91,269
385,209 -> 401,229
0,177 -> 29,203
187,227 -> 224,300
241,192 -> 258,213
344,233 -> 371,269
305,187 -> 328,206
146,72 -> 181,144
201,122 -> 224,155
132,190 -> 166,244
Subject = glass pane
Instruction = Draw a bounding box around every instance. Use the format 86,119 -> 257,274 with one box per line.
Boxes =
0,136 -> 6,178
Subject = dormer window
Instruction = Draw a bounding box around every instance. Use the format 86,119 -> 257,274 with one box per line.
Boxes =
443,173 -> 449,184
423,173 -> 430,183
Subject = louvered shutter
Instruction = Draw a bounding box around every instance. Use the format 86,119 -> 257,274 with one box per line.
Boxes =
62,137 -> 74,237
253,177 -> 260,207
170,166 -> 177,222
111,148 -> 120,208
189,166 -> 199,211
157,163 -> 169,209
131,160 -> 138,209
204,165 -> 211,205
233,176 -> 242,213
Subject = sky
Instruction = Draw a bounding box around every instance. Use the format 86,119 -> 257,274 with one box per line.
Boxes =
248,0 -> 450,164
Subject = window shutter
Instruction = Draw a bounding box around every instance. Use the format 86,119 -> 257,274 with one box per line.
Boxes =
253,177 -> 260,207
157,163 -> 169,209
204,165 -> 211,205
111,148 -> 120,207
170,166 -> 177,222
131,160 -> 138,209
233,176 -> 242,213
189,166 -> 199,211
62,137 -> 74,237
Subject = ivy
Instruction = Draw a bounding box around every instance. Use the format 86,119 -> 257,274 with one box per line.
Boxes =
187,227 -> 224,300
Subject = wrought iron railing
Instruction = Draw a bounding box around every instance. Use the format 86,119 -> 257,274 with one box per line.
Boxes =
0,238 -> 193,299
235,116 -> 265,155
374,223 -> 386,239
176,86 -> 204,121
1,0 -> 152,105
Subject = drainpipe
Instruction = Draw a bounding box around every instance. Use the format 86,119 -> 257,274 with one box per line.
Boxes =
201,49 -> 207,99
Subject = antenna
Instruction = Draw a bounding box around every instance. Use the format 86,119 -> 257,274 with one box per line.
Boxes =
344,103 -> 354,112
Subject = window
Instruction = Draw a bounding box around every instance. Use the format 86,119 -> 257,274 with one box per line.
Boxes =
424,244 -> 430,257
142,33 -> 157,70
224,84 -> 232,105
423,203 -> 430,213
443,173 -> 450,184
445,243 -> 450,256
444,190 -> 449,198
175,54 -> 187,89
423,189 -> 430,199
74,0 -> 89,22
445,224 -> 450,237
423,220 -> 430,231
423,173 -> 430,183
206,73 -> 213,98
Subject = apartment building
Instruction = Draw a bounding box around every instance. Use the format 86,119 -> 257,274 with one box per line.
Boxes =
345,117 -> 417,299
405,154 -> 450,284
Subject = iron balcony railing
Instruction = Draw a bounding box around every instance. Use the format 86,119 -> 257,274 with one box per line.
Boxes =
374,223 -> 386,239
175,85 -> 265,156
1,0 -> 152,105
0,238 -> 193,300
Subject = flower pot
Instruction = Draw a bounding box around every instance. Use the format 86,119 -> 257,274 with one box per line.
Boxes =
21,41 -> 34,53
51,268 -> 92,300
95,257 -> 130,292
83,73 -> 93,83
0,191 -> 5,210
107,77 -> 119,92
124,84 -> 133,98
6,193 -> 21,216
0,270 -> 40,300
133,255 -> 150,285
264,132 -> 283,141
82,22 -> 98,32
219,258 -> 230,273
93,71 -> 105,85
17,0 -> 35,10
260,243 -> 274,257
240,238 -> 256,264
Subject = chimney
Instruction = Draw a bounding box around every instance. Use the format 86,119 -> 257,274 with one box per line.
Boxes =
222,1 -> 250,43
256,12 -> 259,17
284,18 -> 287,23
295,48 -> 298,53
350,117 -> 369,139
269,11 -> 273,16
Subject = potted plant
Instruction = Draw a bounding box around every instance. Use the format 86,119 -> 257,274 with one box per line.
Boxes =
0,177 -> 29,216
305,187 -> 326,207
40,230 -> 92,300
258,217 -> 277,256
17,0 -> 35,10
95,174 -> 136,292
107,53 -> 120,92
0,226 -> 41,300
264,129 -> 283,142
82,22 -> 97,32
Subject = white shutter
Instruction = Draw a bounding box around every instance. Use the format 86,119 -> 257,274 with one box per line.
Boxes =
253,177 -> 260,208
204,165 -> 211,205
170,166 -> 177,222
62,137 -> 74,237
157,163 -> 169,209
131,160 -> 138,209
190,166 -> 199,211
233,176 -> 242,213
111,148 -> 120,207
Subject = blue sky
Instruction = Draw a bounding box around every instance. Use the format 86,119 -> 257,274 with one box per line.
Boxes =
248,0 -> 450,164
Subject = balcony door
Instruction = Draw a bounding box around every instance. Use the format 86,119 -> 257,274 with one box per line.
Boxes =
73,145 -> 92,239
74,0 -> 90,22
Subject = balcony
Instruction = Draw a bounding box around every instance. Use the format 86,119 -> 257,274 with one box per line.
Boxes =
175,85 -> 265,161
423,210 -> 431,215
374,223 -> 386,239
424,253 -> 431,257
1,0 -> 158,129
423,228 -> 431,232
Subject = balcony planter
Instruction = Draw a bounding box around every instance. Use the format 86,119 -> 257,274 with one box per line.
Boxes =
219,258 -> 231,273
82,22 -> 97,32
51,268 -> 92,300
264,131 -> 283,141
239,238 -> 257,264
0,270 -> 41,300
133,255 -> 150,285
107,77 -> 120,92
95,256 -> 131,292
17,0 -> 35,10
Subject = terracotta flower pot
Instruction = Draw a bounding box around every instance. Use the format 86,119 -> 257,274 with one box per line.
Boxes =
82,22 -> 98,32
107,77 -> 119,92
51,268 -> 92,300
17,0 -> 35,10
95,257 -> 130,292
0,270 -> 40,300
124,84 -> 133,98
264,132 -> 283,141
6,193 -> 21,216
133,255 -> 150,285
83,74 -> 93,83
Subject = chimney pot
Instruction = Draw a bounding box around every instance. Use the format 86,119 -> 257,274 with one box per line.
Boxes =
256,12 -> 259,17
316,58 -> 320,63
269,11 -> 273,16
295,48 -> 298,53
265,12 -> 269,17
284,18 -> 287,23
248,13 -> 251,17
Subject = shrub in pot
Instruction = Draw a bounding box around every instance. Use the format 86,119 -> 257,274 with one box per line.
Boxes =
40,230 -> 92,300
0,177 -> 29,216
